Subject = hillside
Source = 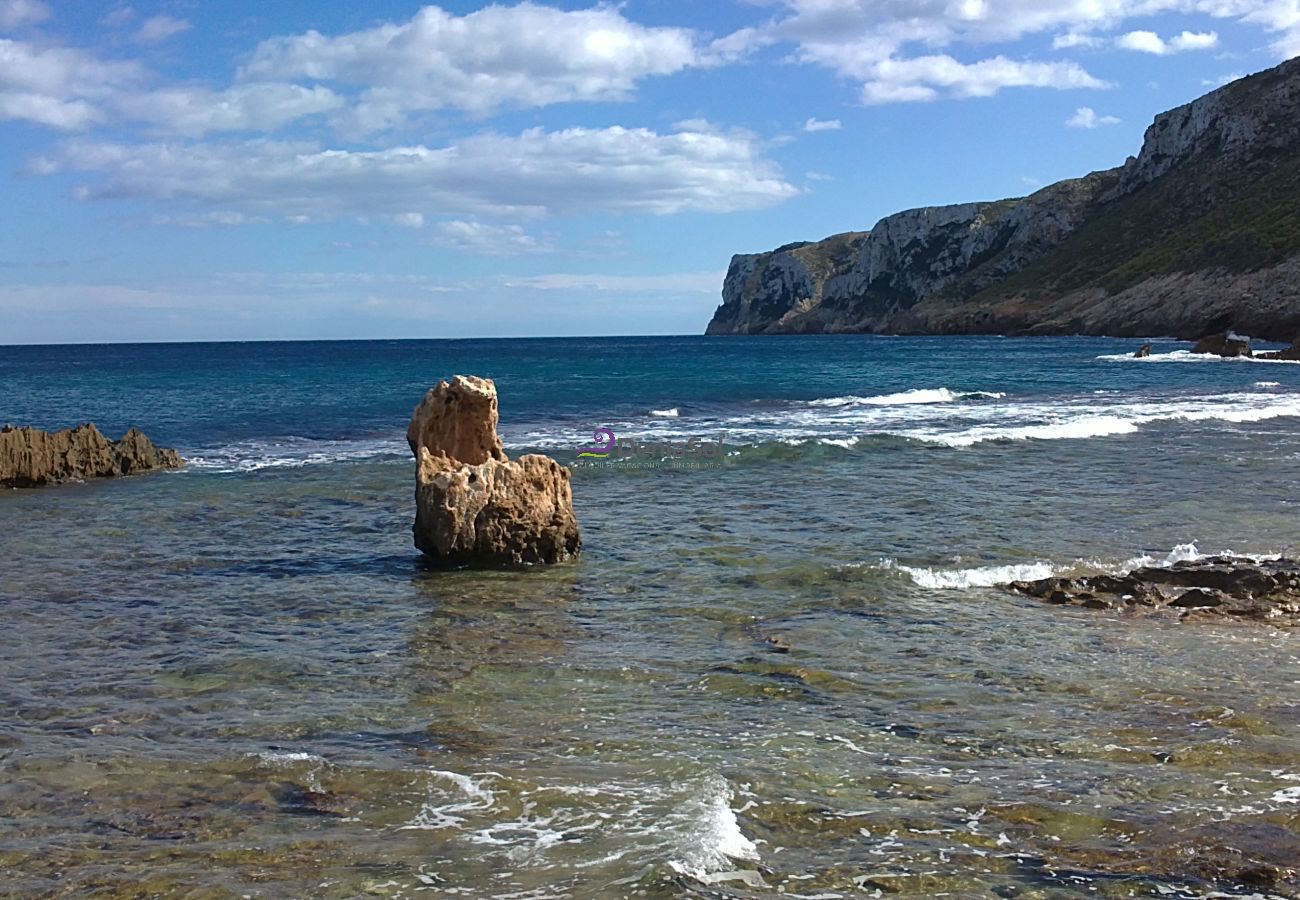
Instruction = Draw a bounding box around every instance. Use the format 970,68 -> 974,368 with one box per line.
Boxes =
706,57 -> 1300,341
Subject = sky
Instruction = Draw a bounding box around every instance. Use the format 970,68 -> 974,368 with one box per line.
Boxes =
0,0 -> 1296,343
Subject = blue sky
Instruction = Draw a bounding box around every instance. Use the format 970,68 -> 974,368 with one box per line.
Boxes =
0,0 -> 1295,343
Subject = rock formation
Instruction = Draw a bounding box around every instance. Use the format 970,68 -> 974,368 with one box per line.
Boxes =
0,423 -> 183,488
707,57 -> 1300,341
1008,557 -> 1300,626
408,376 -> 580,567
1191,332 -> 1253,357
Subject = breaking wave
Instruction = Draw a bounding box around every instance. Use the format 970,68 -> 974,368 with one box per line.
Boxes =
884,542 -> 1278,592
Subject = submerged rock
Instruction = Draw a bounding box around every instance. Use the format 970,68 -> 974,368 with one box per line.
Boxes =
0,423 -> 182,488
409,376 -> 580,567
1008,557 -> 1300,625
1256,338 -> 1300,360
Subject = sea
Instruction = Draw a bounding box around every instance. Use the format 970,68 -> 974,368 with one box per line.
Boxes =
1,334 -> 1298,898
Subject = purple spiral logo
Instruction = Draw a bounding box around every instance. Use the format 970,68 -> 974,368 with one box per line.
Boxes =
577,427 -> 616,458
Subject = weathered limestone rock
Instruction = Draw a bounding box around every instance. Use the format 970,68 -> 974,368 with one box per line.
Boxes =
409,376 -> 580,567
0,423 -> 183,488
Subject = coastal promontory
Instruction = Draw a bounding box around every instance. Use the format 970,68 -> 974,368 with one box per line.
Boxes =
706,56 -> 1300,341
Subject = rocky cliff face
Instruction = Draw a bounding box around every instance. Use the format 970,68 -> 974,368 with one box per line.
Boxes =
707,56 -> 1300,341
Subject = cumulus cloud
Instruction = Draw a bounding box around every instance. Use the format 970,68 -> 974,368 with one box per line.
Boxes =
859,54 -> 1107,104
0,38 -> 142,129
114,83 -> 342,136
803,117 -> 841,131
431,220 -> 553,255
134,15 -> 190,44
1052,31 -> 1100,48
0,0 -> 48,30
744,0 -> 1298,104
37,124 -> 798,220
240,3 -> 705,130
1116,29 -> 1218,54
1066,105 -> 1120,127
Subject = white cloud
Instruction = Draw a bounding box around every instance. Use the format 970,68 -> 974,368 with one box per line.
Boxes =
803,116 -> 842,131
1052,31 -> 1100,48
134,15 -> 190,44
501,271 -> 723,293
241,3 -> 705,130
114,83 -> 342,136
39,124 -> 798,220
1116,29 -> 1218,54
859,54 -> 1108,104
0,0 -> 49,30
394,212 -> 425,229
431,220 -> 553,255
0,38 -> 142,129
101,6 -> 135,28
1066,105 -> 1120,127
1202,70 -> 1245,86
1116,29 -> 1168,53
743,0 -> 1298,105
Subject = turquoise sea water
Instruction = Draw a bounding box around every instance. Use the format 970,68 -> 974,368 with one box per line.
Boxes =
2,335 -> 1299,898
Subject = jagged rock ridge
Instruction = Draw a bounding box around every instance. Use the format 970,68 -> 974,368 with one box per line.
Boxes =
707,56 -> 1300,341
1,423 -> 183,488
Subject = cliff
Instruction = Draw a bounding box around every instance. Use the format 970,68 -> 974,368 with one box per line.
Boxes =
706,56 -> 1300,341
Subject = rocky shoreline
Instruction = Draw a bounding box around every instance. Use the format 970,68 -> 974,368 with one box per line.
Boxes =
1008,557 -> 1300,626
1,423 -> 183,488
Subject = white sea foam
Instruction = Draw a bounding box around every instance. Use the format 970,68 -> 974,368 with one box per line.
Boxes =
649,408 -> 680,417
1255,381 -> 1282,387
400,770 -> 499,831
888,560 -> 1057,589
887,542 -> 1280,592
806,387 -> 1004,408
185,436 -> 406,473
1098,349 -> 1300,364
1272,786 -> 1300,804
916,415 -> 1139,448
253,750 -> 326,765
666,776 -> 760,883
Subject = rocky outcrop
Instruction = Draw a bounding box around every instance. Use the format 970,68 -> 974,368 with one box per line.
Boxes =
1192,332 -> 1253,357
1008,557 -> 1300,626
0,423 -> 182,488
409,376 -> 580,567
707,57 -> 1300,341
1258,338 -> 1300,360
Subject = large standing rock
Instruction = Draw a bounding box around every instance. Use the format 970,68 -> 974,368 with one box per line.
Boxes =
1,423 -> 183,488
409,376 -> 580,567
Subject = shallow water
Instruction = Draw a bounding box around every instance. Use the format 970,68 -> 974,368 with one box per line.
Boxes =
2,336 -> 1299,897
